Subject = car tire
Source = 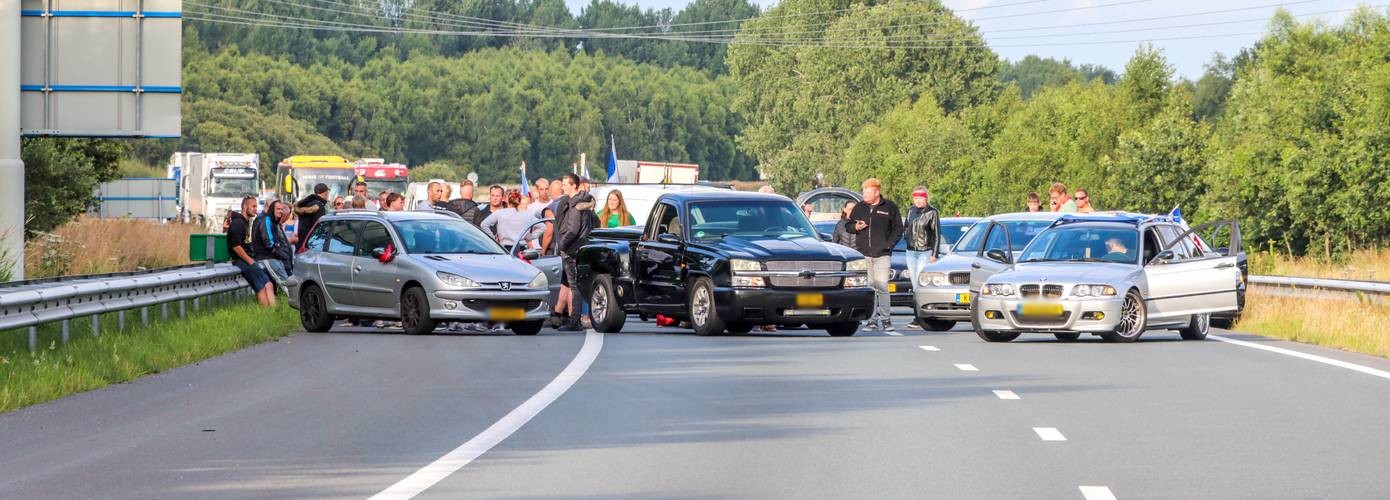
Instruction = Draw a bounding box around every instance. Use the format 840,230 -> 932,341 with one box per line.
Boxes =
726,322 -> 754,334
970,294 -> 1019,343
825,322 -> 859,337
298,283 -> 334,333
921,319 -> 957,331
1054,332 -> 1082,342
400,286 -> 437,335
511,320 -> 544,336
1101,289 -> 1147,343
689,277 -> 725,336
1179,312 -> 1210,340
590,274 -> 626,333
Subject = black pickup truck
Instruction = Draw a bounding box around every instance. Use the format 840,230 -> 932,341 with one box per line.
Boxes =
575,191 -> 875,336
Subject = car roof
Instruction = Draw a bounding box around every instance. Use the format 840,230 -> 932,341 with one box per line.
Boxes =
979,211 -> 1070,223
942,217 -> 980,225
320,209 -> 460,222
658,190 -> 793,204
1054,212 -> 1179,227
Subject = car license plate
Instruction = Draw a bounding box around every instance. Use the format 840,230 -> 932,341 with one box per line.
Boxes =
955,292 -> 971,304
796,293 -> 823,308
788,309 -> 831,316
489,307 -> 526,321
1019,303 -> 1064,317
888,283 -> 898,293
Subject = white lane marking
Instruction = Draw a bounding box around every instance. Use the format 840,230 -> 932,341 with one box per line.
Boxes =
884,330 -> 903,336
954,363 -> 978,371
918,345 -> 940,351
1211,335 -> 1390,381
1033,427 -> 1066,441
1079,486 -> 1117,500
371,329 -> 604,500
993,390 -> 1020,400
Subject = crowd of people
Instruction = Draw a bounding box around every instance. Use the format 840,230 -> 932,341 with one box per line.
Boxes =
1025,182 -> 1097,214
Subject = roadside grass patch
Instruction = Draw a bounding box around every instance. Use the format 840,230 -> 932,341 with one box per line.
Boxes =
1251,248 -> 1390,281
0,300 -> 298,414
1237,289 -> 1390,359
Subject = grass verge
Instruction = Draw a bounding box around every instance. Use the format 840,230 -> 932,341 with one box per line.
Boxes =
1250,248 -> 1390,281
0,300 -> 299,414
1235,289 -> 1390,359
25,217 -> 201,278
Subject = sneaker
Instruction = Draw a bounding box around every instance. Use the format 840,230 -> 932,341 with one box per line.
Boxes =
447,323 -> 463,333
882,322 -> 897,333
862,321 -> 879,332
905,321 -> 921,330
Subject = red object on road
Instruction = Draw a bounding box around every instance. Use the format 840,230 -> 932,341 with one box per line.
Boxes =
656,315 -> 678,327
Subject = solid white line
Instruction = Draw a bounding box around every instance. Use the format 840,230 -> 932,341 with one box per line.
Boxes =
1033,427 -> 1066,441
370,329 -> 604,500
954,363 -> 978,372
1210,335 -> 1390,381
1079,486 -> 1116,500
918,345 -> 940,351
993,390 -> 1020,400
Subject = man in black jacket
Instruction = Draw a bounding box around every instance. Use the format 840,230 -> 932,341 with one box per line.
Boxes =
253,200 -> 295,295
554,174 -> 594,331
294,183 -> 330,243
847,178 -> 904,332
904,187 -> 941,329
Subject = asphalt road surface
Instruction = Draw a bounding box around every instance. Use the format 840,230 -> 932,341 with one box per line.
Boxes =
3,312 -> 1390,499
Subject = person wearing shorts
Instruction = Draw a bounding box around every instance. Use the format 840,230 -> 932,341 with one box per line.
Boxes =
227,196 -> 275,307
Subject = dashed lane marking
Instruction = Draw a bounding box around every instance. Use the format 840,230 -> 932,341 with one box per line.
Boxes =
993,390 -> 1020,400
918,345 -> 940,351
1079,486 -> 1116,500
954,363 -> 978,372
883,330 -> 903,336
1033,427 -> 1067,441
1211,335 -> 1390,381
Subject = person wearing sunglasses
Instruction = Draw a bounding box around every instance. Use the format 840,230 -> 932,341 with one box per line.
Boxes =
1074,188 -> 1095,213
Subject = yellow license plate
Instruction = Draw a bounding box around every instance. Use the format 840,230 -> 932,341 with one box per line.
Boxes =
888,283 -> 898,293
955,292 -> 971,304
1020,303 -> 1064,317
489,307 -> 526,321
796,293 -> 824,308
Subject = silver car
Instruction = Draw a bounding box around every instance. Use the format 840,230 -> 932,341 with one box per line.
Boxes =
288,210 -> 551,335
971,214 -> 1243,343
913,212 -> 1062,331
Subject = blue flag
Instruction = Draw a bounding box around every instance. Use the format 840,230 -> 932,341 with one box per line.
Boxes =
606,136 -> 619,183
519,162 -> 529,197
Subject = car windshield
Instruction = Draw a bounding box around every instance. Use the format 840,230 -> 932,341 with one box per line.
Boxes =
296,169 -> 355,202
1018,226 -> 1140,265
366,179 -> 409,199
688,200 -> 818,241
392,219 -> 505,255
952,219 -> 1052,254
941,222 -> 971,245
209,176 -> 257,198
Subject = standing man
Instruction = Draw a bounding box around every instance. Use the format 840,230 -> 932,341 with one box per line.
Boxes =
227,196 -> 275,307
802,203 -> 815,217
1050,182 -> 1078,213
416,181 -> 444,210
847,178 -> 904,333
294,183 -> 330,243
530,177 -> 552,217
1026,192 -> 1042,212
556,174 -> 595,332
1074,188 -> 1095,213
479,185 -> 504,224
377,190 -> 391,211
548,174 -> 578,328
352,181 -> 378,210
903,187 -> 941,330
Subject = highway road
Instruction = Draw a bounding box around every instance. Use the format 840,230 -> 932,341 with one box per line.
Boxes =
2,313 -> 1389,499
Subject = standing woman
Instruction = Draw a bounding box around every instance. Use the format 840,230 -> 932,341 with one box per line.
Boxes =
597,190 -> 634,228
481,190 -> 538,248
833,200 -> 858,247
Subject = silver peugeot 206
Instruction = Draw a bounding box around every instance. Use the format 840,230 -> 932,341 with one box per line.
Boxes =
971,213 -> 1243,343
287,210 -> 550,335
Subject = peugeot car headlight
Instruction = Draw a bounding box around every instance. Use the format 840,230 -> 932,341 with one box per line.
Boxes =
730,259 -> 761,273
981,283 -> 1014,296
527,272 -> 548,290
437,272 -> 481,288
918,272 -> 948,287
1072,284 -> 1117,297
845,259 -> 868,272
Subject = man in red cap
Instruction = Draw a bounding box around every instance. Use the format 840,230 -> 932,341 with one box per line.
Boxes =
903,186 -> 941,330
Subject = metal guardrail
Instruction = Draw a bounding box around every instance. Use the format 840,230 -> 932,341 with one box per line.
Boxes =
0,264 -> 248,352
1248,275 -> 1390,295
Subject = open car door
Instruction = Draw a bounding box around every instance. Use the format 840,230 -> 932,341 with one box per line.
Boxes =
510,219 -> 562,308
1162,219 -> 1243,315
968,221 -> 1013,294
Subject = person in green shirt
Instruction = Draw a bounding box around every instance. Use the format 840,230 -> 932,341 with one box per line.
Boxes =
1050,182 -> 1079,213
598,189 -> 634,228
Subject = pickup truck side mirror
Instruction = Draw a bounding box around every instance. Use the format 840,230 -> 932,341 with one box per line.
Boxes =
985,249 -> 1010,264
657,233 -> 681,245
518,249 -> 541,261
1149,250 -> 1175,265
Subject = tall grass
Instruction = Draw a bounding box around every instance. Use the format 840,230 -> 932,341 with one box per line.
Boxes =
24,217 -> 202,278
1236,289 -> 1390,359
0,301 -> 299,413
1249,247 -> 1390,281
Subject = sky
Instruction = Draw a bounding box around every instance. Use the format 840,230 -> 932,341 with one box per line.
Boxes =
561,0 -> 1372,79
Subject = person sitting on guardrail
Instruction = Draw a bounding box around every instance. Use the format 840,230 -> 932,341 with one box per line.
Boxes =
253,200 -> 295,296
228,196 -> 275,308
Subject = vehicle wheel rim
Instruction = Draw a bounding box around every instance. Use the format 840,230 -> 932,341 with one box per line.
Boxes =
692,286 -> 710,327
403,292 -> 418,330
301,289 -> 320,323
1197,313 -> 1209,334
1116,294 -> 1141,337
592,283 -> 608,322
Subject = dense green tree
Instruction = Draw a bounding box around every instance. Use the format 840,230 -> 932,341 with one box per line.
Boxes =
842,97 -> 983,213
999,55 -> 1115,99
22,139 -> 127,235
1192,54 -> 1235,122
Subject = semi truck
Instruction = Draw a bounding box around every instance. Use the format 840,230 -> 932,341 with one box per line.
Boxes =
170,152 -> 261,230
353,158 -> 410,199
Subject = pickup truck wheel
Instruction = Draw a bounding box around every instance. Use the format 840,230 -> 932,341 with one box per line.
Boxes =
689,278 -> 725,336
825,322 -> 859,337
400,286 -> 436,335
590,274 -> 626,333
971,294 -> 1019,342
511,320 -> 544,336
726,322 -> 754,334
1178,313 -> 1209,340
298,283 -> 334,333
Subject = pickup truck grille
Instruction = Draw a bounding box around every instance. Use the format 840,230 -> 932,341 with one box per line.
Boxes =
765,261 -> 844,288
770,276 -> 841,288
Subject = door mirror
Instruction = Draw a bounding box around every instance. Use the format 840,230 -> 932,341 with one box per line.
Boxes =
985,249 -> 1010,264
371,245 -> 395,264
1150,250 -> 1174,265
519,249 -> 541,261
819,232 -> 832,242
657,233 -> 681,245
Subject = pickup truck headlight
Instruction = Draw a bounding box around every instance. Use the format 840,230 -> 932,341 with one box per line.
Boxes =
918,272 -> 948,287
981,283 -> 1014,296
437,272 -> 481,288
1071,284 -> 1117,297
843,276 -> 869,288
527,273 -> 548,290
733,276 -> 766,288
845,259 -> 868,272
730,259 -> 761,272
